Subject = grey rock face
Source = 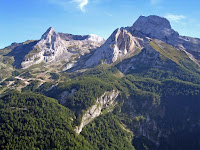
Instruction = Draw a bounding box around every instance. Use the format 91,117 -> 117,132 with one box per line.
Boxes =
21,27 -> 105,69
85,28 -> 143,67
75,90 -> 119,134
130,15 -> 200,63
130,15 -> 179,43
21,27 -> 68,68
3,15 -> 200,70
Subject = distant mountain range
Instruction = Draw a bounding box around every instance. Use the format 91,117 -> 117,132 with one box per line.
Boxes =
1,15 -> 200,74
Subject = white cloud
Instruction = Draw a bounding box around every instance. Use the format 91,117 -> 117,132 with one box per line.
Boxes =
72,0 -> 88,12
46,0 -> 88,12
104,12 -> 112,17
165,14 -> 186,22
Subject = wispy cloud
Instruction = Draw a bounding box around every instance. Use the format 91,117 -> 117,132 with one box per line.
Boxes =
72,0 -> 88,12
165,14 -> 186,22
104,12 -> 112,17
46,0 -> 88,12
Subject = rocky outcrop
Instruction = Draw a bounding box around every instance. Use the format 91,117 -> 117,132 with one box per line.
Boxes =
130,15 -> 179,44
21,27 -> 69,68
18,27 -> 105,69
85,28 -> 143,67
130,15 -> 200,64
3,15 -> 200,70
59,89 -> 77,105
75,90 -> 119,134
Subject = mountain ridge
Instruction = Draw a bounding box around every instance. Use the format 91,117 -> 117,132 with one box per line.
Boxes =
83,15 -> 200,72
1,15 -> 200,72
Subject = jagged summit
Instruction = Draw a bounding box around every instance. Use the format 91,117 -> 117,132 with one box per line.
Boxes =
19,27 -> 105,69
132,15 -> 171,30
2,15 -> 200,71
83,15 -> 200,70
130,15 -> 179,42
85,28 -> 143,67
44,27 -> 55,33
41,27 -> 58,41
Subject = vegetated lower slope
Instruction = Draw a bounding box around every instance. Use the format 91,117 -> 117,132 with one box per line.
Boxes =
0,89 -> 135,150
21,65 -> 199,150
0,55 -> 14,82
115,71 -> 200,150
117,40 -> 200,77
0,62 -> 200,149
0,91 -> 95,150
81,113 -> 135,150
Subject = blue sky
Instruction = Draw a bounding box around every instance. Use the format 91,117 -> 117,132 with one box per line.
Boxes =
0,0 -> 200,48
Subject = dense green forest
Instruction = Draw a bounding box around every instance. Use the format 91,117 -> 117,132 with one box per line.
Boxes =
0,65 -> 200,150
0,91 -> 94,149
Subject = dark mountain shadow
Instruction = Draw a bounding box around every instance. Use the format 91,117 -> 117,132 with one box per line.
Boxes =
65,49 -> 97,72
6,40 -> 38,68
158,95 -> 200,150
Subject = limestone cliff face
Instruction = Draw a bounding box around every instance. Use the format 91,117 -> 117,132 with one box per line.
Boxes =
20,27 -> 104,69
130,15 -> 179,44
85,28 -> 143,67
75,90 -> 119,134
21,27 -> 68,68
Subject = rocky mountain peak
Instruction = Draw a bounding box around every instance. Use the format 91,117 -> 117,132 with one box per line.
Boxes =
84,28 -> 143,67
83,15 -> 200,69
20,27 -> 105,69
44,27 -> 56,34
41,27 -> 58,41
131,15 -> 179,42
133,15 -> 171,30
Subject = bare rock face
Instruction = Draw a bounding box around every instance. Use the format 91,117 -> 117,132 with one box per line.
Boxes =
38,27 -> 68,62
75,90 -> 119,134
130,15 -> 200,63
130,15 -> 179,44
85,28 -> 143,67
21,27 -> 69,68
21,27 -> 105,69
